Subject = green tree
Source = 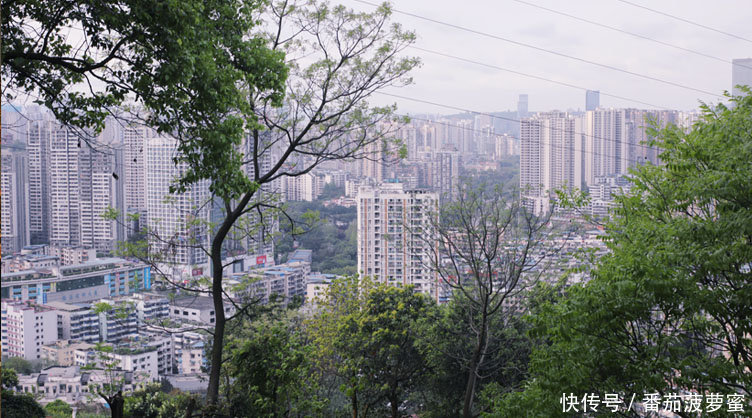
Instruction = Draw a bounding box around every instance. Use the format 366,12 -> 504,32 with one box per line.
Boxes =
1,357 -> 33,374
2,368 -> 19,389
130,1 -> 418,408
1,391 -> 45,418
422,181 -> 556,418
2,368 -> 45,418
309,277 -> 434,417
318,182 -> 345,200
6,3 -> 286,410
44,400 -> 73,418
3,0 -> 284,140
416,294 -> 532,418
488,91 -> 752,417
223,311 -> 321,417
123,384 -> 196,418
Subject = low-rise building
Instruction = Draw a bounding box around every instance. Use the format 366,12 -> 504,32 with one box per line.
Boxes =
0,257 -> 152,304
96,298 -> 139,343
74,336 -> 168,381
41,340 -> 95,366
45,301 -> 100,343
234,261 -> 310,304
169,296 -> 235,325
144,321 -> 207,375
13,365 -> 149,406
1,299 -> 57,359
305,273 -> 336,305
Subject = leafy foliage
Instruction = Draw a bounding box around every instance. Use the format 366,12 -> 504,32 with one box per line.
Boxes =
223,312 -> 322,417
2,368 -> 19,388
44,400 -> 73,418
1,390 -> 45,418
487,91 -> 752,416
123,384 -> 196,418
416,295 -> 532,418
276,201 -> 357,274
308,277 -> 435,417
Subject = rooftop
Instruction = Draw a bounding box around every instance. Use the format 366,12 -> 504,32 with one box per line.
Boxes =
171,296 -> 215,311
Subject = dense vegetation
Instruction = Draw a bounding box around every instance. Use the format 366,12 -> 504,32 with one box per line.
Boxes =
276,199 -> 358,275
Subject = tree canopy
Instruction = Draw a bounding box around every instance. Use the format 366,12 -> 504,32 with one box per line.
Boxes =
487,92 -> 752,416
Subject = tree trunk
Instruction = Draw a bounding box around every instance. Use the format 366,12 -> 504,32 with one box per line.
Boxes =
390,395 -> 399,418
104,391 -> 124,418
206,246 -> 226,409
205,194 -> 254,410
351,389 -> 358,418
462,313 -> 488,418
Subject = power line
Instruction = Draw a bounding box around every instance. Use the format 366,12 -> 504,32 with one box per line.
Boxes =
380,91 -> 669,156
511,0 -> 752,70
614,0 -> 752,44
353,0 -> 724,98
410,45 -> 668,109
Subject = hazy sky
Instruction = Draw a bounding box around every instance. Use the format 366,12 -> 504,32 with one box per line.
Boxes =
337,0 -> 752,114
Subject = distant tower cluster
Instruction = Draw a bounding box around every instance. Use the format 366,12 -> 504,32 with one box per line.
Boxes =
732,58 -> 752,98
585,90 -> 600,111
520,108 -> 677,214
517,94 -> 529,119
1,111 -> 122,253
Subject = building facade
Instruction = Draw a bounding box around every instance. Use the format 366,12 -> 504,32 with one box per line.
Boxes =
1,300 -> 58,359
356,183 -> 439,299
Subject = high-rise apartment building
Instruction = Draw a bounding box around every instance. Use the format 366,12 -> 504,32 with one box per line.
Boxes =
732,58 -> 752,98
359,140 -> 384,182
584,108 -> 677,186
356,182 -> 439,299
27,119 -> 52,244
283,172 -> 322,202
1,151 -> 29,253
520,112 -> 584,215
78,146 -> 118,251
430,151 -> 461,201
47,124 -> 117,251
145,135 -> 210,265
123,125 -> 151,230
49,123 -> 82,247
585,90 -> 600,111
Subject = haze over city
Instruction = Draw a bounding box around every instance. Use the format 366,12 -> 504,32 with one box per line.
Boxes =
2,0 -> 751,417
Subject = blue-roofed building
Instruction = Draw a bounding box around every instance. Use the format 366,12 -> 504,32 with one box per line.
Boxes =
1,257 -> 151,303
233,261 -> 311,304
288,249 -> 313,264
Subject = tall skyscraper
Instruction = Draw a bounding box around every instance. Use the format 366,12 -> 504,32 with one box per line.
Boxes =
27,119 -> 52,244
732,58 -> 752,98
356,182 -> 439,299
123,125 -> 151,230
78,146 -> 118,251
48,123 -> 81,247
584,109 -> 677,186
1,151 -> 29,253
430,151 -> 461,201
517,94 -> 529,119
585,90 -> 600,111
359,140 -> 384,182
146,135 -> 210,265
520,112 -> 584,215
46,123 -> 118,251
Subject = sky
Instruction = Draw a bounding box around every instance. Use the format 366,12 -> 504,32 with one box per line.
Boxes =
336,0 -> 752,114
